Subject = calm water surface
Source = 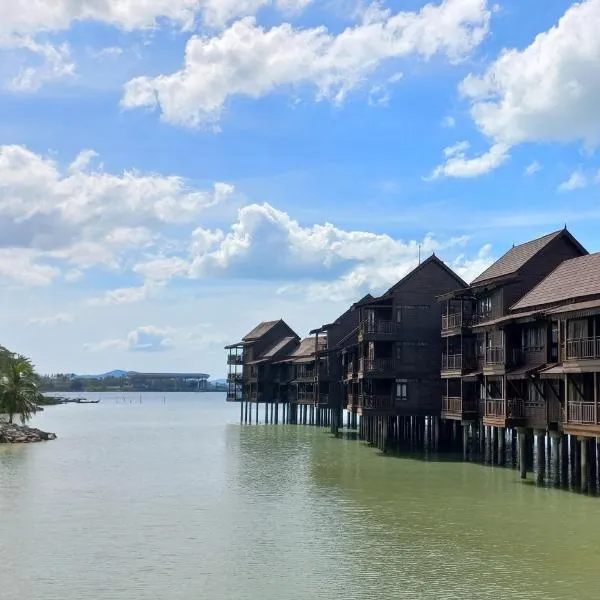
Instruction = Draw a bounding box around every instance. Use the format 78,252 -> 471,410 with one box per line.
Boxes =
1,392 -> 599,599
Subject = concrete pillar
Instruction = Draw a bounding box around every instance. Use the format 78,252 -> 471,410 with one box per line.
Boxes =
497,428 -> 505,466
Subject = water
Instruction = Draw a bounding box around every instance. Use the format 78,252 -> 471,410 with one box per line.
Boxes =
1,392 -> 600,599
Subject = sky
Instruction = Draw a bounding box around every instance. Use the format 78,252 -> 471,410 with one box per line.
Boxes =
2,0 -> 600,378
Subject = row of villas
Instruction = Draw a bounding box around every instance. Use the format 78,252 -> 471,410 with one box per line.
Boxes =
226,228 -> 600,455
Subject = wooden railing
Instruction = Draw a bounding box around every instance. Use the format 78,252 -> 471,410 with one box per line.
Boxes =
295,366 -> 315,380
318,394 -> 329,405
357,394 -> 397,410
359,357 -> 397,373
359,320 -> 398,336
297,391 -> 316,403
484,347 -> 505,365
347,393 -> 357,406
442,313 -> 462,331
564,337 -> 600,361
483,398 -> 524,419
227,372 -> 243,382
566,402 -> 597,425
442,354 -> 462,371
227,354 -> 244,365
442,396 -> 478,415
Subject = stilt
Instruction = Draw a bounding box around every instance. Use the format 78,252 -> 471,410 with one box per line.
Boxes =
580,437 -> 589,493
462,423 -> 468,461
518,428 -> 527,479
535,431 -> 545,485
497,428 -> 505,466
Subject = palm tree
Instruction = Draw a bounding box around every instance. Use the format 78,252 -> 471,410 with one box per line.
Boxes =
0,351 -> 42,424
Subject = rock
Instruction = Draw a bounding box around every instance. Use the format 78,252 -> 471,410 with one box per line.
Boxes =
0,422 -> 57,444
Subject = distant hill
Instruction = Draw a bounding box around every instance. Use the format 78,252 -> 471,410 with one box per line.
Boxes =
74,369 -> 128,380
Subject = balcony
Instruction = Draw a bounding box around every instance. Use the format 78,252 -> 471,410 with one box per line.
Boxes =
297,391 -> 316,404
485,347 -> 505,365
317,393 -> 329,406
344,362 -> 357,381
441,396 -> 478,420
227,372 -> 243,382
358,320 -> 399,341
359,357 -> 397,376
566,402 -> 597,425
295,367 -> 316,382
355,394 -> 399,411
482,398 -> 524,425
227,354 -> 244,365
563,337 -> 600,361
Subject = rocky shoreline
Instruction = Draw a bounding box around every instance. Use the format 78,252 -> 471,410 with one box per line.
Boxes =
0,423 -> 57,444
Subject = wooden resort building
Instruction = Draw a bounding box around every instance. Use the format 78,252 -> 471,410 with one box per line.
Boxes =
225,226 -> 600,495
342,255 -> 468,449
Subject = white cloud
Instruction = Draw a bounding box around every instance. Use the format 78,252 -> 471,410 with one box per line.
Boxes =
0,144 -> 234,283
28,312 -> 73,326
185,201 -> 473,301
64,269 -> 83,283
443,140 -> 470,157
430,142 -> 509,178
87,283 -> 162,307
461,0 -> 600,151
122,0 -> 492,126
89,46 -> 124,60
558,170 -> 587,192
525,161 -> 541,176
0,249 -> 60,286
85,325 -> 175,352
6,38 -> 75,91
442,115 -> 456,128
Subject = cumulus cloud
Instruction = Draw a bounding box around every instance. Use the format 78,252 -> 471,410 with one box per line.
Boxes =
0,248 -> 60,286
85,325 -> 175,352
0,144 -> 234,283
457,0 -> 600,171
122,0 -> 492,126
183,202 -> 479,301
430,142 -> 509,178
558,170 -> 587,192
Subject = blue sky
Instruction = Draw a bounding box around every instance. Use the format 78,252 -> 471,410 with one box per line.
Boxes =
1,0 -> 600,378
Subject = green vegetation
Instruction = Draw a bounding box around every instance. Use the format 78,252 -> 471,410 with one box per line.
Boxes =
0,346 -> 43,424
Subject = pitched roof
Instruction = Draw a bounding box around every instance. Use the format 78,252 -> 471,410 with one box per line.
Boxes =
242,320 -> 281,341
289,336 -> 326,358
471,229 -> 586,286
260,336 -> 298,359
512,252 -> 600,311
386,254 -> 469,295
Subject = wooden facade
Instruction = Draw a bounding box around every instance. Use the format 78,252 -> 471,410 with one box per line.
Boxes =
344,255 -> 468,418
440,228 -> 588,430
225,320 -> 299,404
510,252 -> 600,437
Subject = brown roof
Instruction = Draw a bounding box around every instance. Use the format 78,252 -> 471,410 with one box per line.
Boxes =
260,336 -> 298,359
546,298 -> 600,316
471,229 -> 585,286
242,320 -> 281,341
288,336 -> 326,359
512,252 -> 600,311
387,254 -> 468,295
472,308 -> 543,329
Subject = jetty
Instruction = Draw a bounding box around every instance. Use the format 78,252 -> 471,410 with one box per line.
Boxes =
226,227 -> 600,494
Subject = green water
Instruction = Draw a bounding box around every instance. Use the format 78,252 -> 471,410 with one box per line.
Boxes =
0,392 -> 599,599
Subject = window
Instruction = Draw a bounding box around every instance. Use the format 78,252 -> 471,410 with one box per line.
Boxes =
478,296 -> 492,317
522,327 -> 544,350
568,318 -> 588,340
396,378 -> 408,400
527,381 -> 544,407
